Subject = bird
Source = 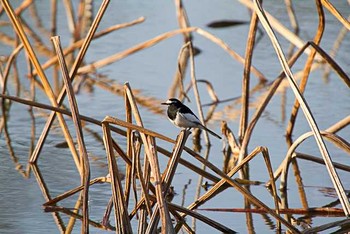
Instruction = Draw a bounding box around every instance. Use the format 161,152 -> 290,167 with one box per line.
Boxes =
161,98 -> 221,139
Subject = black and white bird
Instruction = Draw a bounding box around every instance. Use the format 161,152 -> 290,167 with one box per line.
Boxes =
161,98 -> 221,139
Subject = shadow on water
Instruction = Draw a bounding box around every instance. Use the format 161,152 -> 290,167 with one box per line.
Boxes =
0,0 -> 350,233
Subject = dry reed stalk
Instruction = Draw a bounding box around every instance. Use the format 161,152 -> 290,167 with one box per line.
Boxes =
124,82 -> 174,234
34,17 -> 145,75
303,218 -> 350,234
1,50 -> 31,178
77,27 -> 266,82
0,92 -> 125,137
237,42 -> 309,165
0,44 -> 23,91
195,28 -> 266,82
2,116 -> 27,177
124,89 -> 133,207
278,131 -> 350,189
156,145 -> 220,182
13,0 -> 32,15
66,194 -> 83,234
145,137 -> 175,234
295,152 -> 350,173
285,0 -> 325,143
43,177 -> 108,206
321,0 -> 350,30
262,114 -> 350,185
76,27 -> 196,74
239,10 -> 259,143
221,121 -> 240,173
176,146 -> 284,230
103,115 -> 173,142
175,0 -> 192,42
178,161 -> 299,232
195,80 -> 219,103
323,14 -> 350,80
51,36 -> 91,233
102,121 -> 132,233
304,42 -> 350,87
187,42 -> 211,144
136,139 -> 153,233
326,115 -> 350,133
101,197 -> 113,227
169,0 -> 191,100
148,130 -> 191,231
1,0 -> 81,172
44,205 -> 115,231
169,42 -> 190,99
62,0 -> 75,36
196,207 -> 346,216
13,9 -> 53,57
29,0 -> 110,164
132,131 -> 153,216
112,140 -> 132,165
30,164 -> 66,233
149,196 -> 236,233
98,116 -> 221,183
235,40 -> 350,138
254,0 -> 350,216
238,0 -> 322,60
0,32 -> 16,47
50,0 -> 57,37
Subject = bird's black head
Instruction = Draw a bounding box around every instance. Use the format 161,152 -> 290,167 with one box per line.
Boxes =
161,98 -> 182,106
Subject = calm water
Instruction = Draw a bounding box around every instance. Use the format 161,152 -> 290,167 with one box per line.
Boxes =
0,1 -> 350,233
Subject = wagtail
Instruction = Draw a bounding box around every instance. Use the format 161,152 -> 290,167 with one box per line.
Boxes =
161,98 -> 221,139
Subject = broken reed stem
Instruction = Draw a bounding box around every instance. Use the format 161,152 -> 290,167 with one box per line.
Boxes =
124,82 -> 174,233
163,130 -> 191,191
169,42 -> 190,100
124,86 -> 133,207
148,130 -> 191,232
102,121 -> 132,233
29,0 -> 110,164
51,36 -> 91,233
239,10 -> 258,143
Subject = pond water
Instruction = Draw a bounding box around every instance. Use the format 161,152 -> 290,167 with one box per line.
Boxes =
0,1 -> 350,233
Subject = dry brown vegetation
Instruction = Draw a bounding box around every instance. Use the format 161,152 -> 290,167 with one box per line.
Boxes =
0,0 -> 350,233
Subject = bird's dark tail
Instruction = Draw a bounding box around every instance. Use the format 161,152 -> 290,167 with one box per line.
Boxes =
199,124 -> 222,139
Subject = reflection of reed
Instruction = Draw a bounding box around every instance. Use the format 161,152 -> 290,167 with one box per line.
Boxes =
1,0 -> 350,233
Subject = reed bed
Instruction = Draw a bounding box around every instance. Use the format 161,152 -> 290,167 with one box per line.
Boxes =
0,0 -> 349,233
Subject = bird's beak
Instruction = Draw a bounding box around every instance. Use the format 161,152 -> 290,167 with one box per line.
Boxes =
161,102 -> 168,105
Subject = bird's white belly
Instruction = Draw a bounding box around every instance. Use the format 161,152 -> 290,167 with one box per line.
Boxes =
171,112 -> 199,128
